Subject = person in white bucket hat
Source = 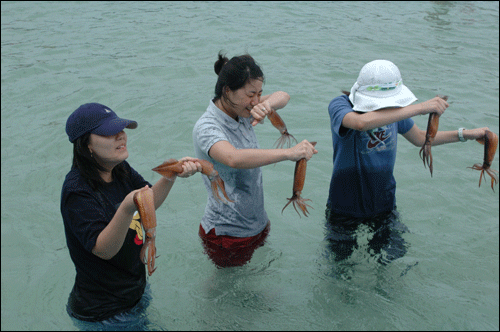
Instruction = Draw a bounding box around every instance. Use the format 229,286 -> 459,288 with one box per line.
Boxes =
325,60 -> 490,264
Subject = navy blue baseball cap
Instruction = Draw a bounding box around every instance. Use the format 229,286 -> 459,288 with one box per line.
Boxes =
66,103 -> 138,143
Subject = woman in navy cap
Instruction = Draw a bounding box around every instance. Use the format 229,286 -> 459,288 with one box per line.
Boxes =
61,103 -> 200,328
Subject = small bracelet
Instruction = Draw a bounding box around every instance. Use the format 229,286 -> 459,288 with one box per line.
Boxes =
458,127 -> 467,142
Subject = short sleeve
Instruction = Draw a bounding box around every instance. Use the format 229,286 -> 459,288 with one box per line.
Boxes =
194,118 -> 228,156
397,117 -> 415,135
328,95 -> 354,138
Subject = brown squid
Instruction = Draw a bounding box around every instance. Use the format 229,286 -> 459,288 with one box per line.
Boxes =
419,95 -> 448,177
133,186 -> 157,276
268,109 -> 298,149
152,158 -> 233,204
282,142 -> 317,217
468,130 -> 498,191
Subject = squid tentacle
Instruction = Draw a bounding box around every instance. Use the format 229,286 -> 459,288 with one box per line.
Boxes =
274,133 -> 298,149
282,194 -> 314,218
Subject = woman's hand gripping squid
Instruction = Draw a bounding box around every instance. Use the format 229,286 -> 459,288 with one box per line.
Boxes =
133,186 -> 158,276
152,159 -> 233,204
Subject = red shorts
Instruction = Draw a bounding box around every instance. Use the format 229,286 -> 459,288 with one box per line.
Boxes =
198,222 -> 270,268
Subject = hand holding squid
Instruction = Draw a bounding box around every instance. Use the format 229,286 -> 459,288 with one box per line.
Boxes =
419,95 -> 448,177
468,130 -> 498,191
282,142 -> 317,217
250,101 -> 273,126
133,186 -> 158,276
152,158 -> 233,204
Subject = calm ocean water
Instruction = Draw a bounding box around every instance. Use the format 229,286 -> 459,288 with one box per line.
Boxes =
1,1 -> 498,330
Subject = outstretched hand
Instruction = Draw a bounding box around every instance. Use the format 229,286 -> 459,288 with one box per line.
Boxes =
465,127 -> 491,144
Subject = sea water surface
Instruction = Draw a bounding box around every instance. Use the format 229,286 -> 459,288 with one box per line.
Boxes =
1,1 -> 498,330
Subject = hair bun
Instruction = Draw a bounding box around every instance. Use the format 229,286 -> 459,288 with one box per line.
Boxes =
214,51 -> 229,75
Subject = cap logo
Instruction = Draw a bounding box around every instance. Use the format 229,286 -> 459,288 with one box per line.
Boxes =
105,109 -> 111,113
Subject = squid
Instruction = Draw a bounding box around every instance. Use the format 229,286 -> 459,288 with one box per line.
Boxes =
282,142 -> 317,217
268,109 -> 298,149
420,95 -> 448,177
133,186 -> 157,276
468,130 -> 498,191
152,158 -> 233,204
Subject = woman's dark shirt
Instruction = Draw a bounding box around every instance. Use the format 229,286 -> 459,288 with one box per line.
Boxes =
61,161 -> 150,321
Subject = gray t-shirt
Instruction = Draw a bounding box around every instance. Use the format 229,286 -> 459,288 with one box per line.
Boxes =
192,100 -> 269,237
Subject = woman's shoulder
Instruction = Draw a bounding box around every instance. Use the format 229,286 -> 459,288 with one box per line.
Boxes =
62,167 -> 91,193
61,167 -> 96,208
194,103 -> 224,131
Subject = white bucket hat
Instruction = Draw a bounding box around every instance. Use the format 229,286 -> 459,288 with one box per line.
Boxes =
349,60 -> 417,112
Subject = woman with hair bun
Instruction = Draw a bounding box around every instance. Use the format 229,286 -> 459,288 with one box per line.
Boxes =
193,51 -> 317,267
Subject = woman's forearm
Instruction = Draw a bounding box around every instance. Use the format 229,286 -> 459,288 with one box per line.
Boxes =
209,140 -> 317,169
222,148 -> 290,169
263,91 -> 290,111
151,176 -> 176,210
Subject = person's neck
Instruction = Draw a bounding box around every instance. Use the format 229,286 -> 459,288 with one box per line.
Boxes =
99,169 -> 113,183
96,161 -> 115,183
215,99 -> 237,122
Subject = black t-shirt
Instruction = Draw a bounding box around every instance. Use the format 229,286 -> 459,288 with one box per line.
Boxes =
60,161 -> 150,321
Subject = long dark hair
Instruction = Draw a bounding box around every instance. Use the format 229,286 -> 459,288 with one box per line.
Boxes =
72,132 -> 129,191
213,51 -> 264,107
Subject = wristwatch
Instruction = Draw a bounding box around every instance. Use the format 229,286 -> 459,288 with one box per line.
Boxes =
458,127 -> 467,142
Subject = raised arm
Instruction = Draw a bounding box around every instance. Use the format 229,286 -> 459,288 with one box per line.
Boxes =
342,96 -> 449,132
403,125 -> 491,147
250,91 -> 291,126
